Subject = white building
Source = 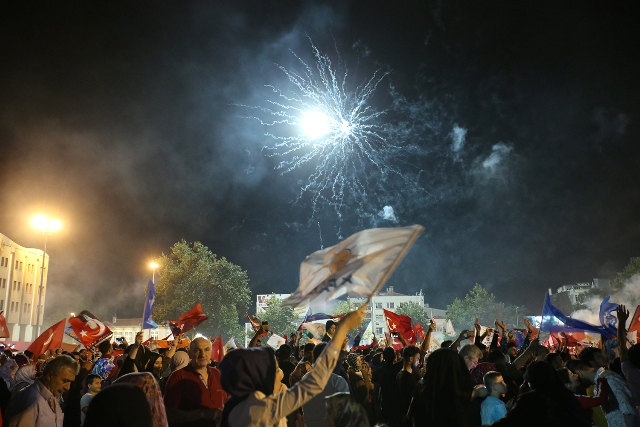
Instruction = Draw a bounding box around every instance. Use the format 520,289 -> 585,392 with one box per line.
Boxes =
0,233 -> 48,341
352,287 -> 446,336
555,278 -> 610,306
105,317 -> 172,343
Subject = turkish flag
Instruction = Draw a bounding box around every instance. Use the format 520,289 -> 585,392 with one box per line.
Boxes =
0,311 -> 10,339
550,331 -> 586,346
413,323 -> 426,342
628,305 -> 640,333
385,332 -> 403,351
383,309 -> 416,344
210,336 -> 225,363
27,319 -> 66,358
68,311 -> 113,350
171,302 -> 209,336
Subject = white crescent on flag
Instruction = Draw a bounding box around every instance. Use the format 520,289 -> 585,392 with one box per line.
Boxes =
43,332 -> 54,347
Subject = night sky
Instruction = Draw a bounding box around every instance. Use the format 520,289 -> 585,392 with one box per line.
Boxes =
1,1 -> 639,323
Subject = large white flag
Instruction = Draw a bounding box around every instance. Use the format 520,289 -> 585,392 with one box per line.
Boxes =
266,333 -> 286,349
282,225 -> 424,307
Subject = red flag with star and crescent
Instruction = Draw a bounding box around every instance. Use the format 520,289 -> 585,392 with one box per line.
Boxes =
27,318 -> 66,358
68,310 -> 113,350
383,309 -> 416,344
0,311 -> 10,339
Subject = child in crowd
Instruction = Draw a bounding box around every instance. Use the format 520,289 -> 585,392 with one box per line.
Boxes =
481,371 -> 507,426
81,373 -> 102,426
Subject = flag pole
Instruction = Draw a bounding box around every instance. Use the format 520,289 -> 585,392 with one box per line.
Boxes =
366,225 -> 424,305
142,280 -> 150,342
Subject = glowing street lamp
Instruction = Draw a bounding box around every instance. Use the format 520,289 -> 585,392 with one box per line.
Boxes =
31,214 -> 61,336
150,261 -> 159,283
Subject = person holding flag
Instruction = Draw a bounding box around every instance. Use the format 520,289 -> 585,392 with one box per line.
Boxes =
218,305 -> 366,427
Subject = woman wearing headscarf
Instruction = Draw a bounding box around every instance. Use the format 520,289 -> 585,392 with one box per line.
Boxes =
160,350 -> 190,392
84,382 -> 153,427
219,306 -> 366,427
114,372 -> 169,427
11,364 -> 36,394
325,392 -> 369,427
491,360 -> 590,427
408,347 -> 473,427
0,358 -> 17,415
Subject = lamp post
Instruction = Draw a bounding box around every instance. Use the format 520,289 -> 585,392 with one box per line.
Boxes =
31,215 -> 61,336
150,262 -> 159,283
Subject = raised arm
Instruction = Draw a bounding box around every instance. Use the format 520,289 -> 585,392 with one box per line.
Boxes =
617,304 -> 630,362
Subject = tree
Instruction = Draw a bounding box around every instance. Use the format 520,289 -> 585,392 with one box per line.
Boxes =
446,284 -> 528,331
395,301 -> 429,327
611,257 -> 640,293
153,241 -> 251,343
259,294 -> 299,336
332,297 -> 370,332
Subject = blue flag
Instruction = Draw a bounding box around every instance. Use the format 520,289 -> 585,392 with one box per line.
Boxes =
143,280 -> 158,329
599,296 -> 618,338
540,294 -> 611,338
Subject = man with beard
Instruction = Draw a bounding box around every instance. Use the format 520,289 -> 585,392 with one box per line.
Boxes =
164,337 -> 228,427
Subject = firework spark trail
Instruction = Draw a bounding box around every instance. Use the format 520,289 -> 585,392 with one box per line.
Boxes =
244,42 -> 427,223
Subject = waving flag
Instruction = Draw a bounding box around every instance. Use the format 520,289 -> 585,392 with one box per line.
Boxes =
68,311 -> 113,349
383,309 -> 416,344
27,319 -> 66,358
599,296 -> 618,337
413,323 -> 426,342
247,314 -> 268,338
360,321 -> 373,346
211,336 -> 225,363
267,333 -> 287,349
628,305 -> 640,333
0,311 -> 10,339
143,280 -> 158,329
282,225 -> 424,307
540,294 -> 612,338
170,302 -> 208,336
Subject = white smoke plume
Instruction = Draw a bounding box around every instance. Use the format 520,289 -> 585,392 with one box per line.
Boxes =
571,274 -> 640,326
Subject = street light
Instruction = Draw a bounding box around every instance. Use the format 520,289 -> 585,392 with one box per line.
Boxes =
31,214 -> 61,336
150,262 -> 159,283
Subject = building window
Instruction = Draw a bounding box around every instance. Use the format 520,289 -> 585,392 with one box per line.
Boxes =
151,330 -> 159,340
375,303 -> 382,309
0,300 -> 3,310
376,328 -> 383,335
1,278 -> 5,288
124,331 -> 134,342
10,302 -> 14,311
15,260 -> 19,269
13,281 -> 16,290
387,302 -> 394,309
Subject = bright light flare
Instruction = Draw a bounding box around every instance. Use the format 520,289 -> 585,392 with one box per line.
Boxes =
149,262 -> 159,269
300,111 -> 331,139
31,215 -> 62,233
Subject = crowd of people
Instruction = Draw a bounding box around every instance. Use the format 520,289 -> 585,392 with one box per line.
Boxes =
0,303 -> 639,427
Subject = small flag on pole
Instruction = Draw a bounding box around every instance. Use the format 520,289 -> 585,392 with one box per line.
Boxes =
27,319 -> 66,358
0,311 -> 10,339
143,280 -> 158,329
282,225 -> 424,307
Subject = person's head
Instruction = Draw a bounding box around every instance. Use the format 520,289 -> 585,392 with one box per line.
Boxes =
533,345 -> 549,361
347,353 -> 363,372
402,346 -> 421,370
566,359 -> 596,385
556,367 -> 582,393
219,346 -> 276,399
40,355 -> 78,398
326,320 -> 337,336
578,347 -> 607,368
303,343 -> 316,361
483,371 -> 506,397
524,361 -> 571,396
70,351 -> 81,363
382,347 -> 395,364
418,348 -> 473,426
486,349 -> 508,366
440,340 -> 453,348
459,344 -> 482,370
149,353 -> 164,374
98,340 -> 113,356
23,350 -> 34,362
325,392 -> 369,427
277,344 -> 292,361
506,342 -> 518,359
313,343 -> 327,363
189,337 -> 212,369
545,352 -> 563,369
83,383 -> 153,427
86,373 -> 102,393
170,350 -> 190,372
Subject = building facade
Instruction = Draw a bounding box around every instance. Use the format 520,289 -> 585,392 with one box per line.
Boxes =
352,287 -> 446,336
0,233 -> 48,341
105,317 -> 172,343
